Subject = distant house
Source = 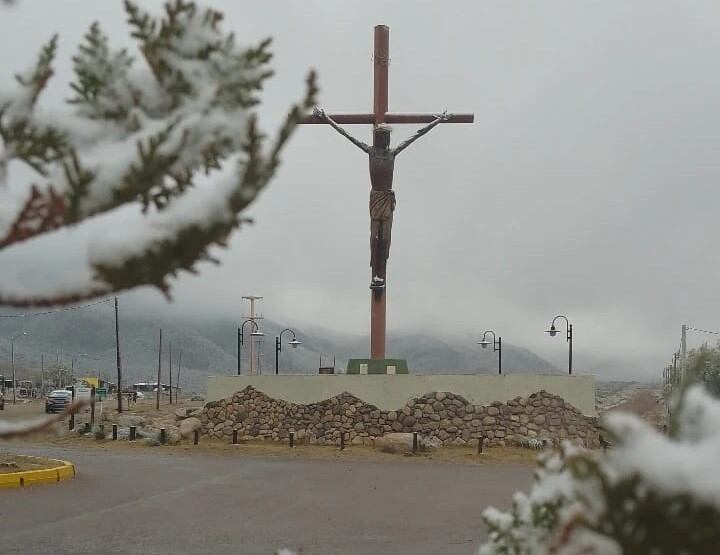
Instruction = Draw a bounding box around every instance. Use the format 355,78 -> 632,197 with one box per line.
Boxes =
132,382 -> 178,394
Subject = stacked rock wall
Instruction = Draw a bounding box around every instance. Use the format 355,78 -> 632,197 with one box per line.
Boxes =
199,386 -> 600,448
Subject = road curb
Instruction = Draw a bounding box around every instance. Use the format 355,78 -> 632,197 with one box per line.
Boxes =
0,456 -> 75,489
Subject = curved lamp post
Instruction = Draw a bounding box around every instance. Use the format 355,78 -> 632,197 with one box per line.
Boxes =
237,320 -> 264,376
275,328 -> 302,375
10,331 -> 28,404
478,330 -> 502,375
545,315 -> 573,375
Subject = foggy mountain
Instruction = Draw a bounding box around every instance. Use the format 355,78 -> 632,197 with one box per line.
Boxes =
0,301 -> 561,393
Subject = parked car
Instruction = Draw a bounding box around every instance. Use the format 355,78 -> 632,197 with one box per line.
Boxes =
0,391 -> 4,410
45,390 -> 73,413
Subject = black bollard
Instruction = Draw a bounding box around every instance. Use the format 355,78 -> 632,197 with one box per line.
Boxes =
84,422 -> 91,434
69,413 -> 75,431
160,428 -> 167,445
412,432 -> 418,454
232,429 -> 238,445
478,434 -> 484,454
129,426 -> 136,441
340,433 -> 345,450
112,424 -> 118,440
193,430 -> 199,445
289,431 -> 295,448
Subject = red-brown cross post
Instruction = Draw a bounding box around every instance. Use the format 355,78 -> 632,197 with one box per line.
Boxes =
301,25 -> 474,360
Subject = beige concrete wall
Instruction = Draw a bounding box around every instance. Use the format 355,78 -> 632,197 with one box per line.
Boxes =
206,374 -> 596,415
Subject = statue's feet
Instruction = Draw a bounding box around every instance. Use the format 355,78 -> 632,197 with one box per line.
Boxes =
370,276 -> 386,290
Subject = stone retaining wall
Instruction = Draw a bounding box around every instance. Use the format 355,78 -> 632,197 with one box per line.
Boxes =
199,386 -> 600,448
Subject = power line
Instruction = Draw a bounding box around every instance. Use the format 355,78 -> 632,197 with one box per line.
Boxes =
687,326 -> 720,336
0,298 -> 113,319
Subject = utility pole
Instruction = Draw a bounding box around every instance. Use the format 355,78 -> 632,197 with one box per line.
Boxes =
11,339 -> 15,405
168,341 -> 173,405
115,296 -> 123,413
156,328 -> 162,410
176,351 -> 182,401
40,352 -> 44,397
242,296 -> 263,376
681,324 -> 688,381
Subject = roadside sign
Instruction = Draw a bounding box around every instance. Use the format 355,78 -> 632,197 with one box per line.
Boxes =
96,388 -> 107,400
75,386 -> 92,402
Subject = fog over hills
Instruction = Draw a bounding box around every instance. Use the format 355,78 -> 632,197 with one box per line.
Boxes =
0,300 -> 564,393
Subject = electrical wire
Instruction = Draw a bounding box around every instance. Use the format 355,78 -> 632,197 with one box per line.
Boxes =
0,297 -> 113,318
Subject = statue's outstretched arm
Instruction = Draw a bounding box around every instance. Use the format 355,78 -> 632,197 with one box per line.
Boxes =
393,111 -> 451,156
313,107 -> 370,153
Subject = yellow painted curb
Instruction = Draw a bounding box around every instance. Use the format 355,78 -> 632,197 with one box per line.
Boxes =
0,456 -> 75,489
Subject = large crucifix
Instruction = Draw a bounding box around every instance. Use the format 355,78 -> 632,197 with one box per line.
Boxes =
301,25 -> 474,361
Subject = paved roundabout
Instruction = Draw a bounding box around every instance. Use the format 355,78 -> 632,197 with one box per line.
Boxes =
0,443 -> 533,555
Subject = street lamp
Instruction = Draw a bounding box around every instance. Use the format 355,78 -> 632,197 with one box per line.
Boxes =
10,332 -> 28,405
237,320 -> 264,375
478,330 -> 502,375
545,315 -> 573,375
276,328 -> 302,375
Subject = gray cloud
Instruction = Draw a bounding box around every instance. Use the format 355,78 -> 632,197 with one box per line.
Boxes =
2,1 -> 719,378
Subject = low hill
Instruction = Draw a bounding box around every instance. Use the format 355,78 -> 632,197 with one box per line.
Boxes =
0,302 -> 560,393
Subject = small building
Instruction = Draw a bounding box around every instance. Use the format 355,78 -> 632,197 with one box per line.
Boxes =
132,382 -> 178,394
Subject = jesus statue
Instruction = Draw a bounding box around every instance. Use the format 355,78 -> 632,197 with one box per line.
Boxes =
313,107 -> 451,289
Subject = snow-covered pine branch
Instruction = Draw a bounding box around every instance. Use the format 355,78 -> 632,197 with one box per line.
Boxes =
0,399 -> 89,438
0,0 -> 317,306
478,385 -> 720,555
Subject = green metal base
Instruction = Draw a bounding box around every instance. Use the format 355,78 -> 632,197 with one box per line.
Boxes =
346,359 -> 409,375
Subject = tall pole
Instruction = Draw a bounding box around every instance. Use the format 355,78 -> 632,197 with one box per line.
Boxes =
176,351 -> 182,400
237,327 -> 241,375
40,352 -> 45,396
114,296 -> 123,413
498,337 -> 502,376
257,341 -> 262,375
371,24 -> 389,360
681,324 -> 687,381
242,296 -> 263,375
568,324 -> 573,376
168,341 -> 173,405
11,339 -> 15,405
156,328 -> 162,410
373,25 -> 389,125
275,336 -> 280,375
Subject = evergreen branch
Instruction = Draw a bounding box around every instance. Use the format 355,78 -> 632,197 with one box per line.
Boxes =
0,286 -> 112,309
0,399 -> 90,438
0,185 -> 67,248
264,70 -> 318,177
15,35 -> 58,107
68,22 -> 135,121
0,1 -> 317,307
64,150 -> 96,223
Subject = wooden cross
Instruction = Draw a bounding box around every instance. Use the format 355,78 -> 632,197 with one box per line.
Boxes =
300,25 -> 474,360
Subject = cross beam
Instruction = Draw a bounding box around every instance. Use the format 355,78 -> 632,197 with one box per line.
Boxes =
301,25 -> 474,360
300,113 -> 475,124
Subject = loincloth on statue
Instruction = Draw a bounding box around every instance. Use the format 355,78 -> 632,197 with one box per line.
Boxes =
369,189 -> 396,220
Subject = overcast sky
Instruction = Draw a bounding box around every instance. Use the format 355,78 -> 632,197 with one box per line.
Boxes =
2,1 -> 720,378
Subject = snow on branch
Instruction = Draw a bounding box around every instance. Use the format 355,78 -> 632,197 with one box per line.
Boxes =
0,399 -> 89,438
0,0 -> 317,306
478,385 -> 720,555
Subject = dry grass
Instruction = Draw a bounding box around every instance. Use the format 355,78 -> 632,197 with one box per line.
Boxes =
48,433 -> 540,466
605,387 -> 666,428
0,454 -> 58,473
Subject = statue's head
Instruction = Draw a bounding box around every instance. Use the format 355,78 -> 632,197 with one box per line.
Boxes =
373,124 -> 391,149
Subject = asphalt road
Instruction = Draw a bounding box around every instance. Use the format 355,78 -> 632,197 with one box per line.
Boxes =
0,444 -> 532,555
